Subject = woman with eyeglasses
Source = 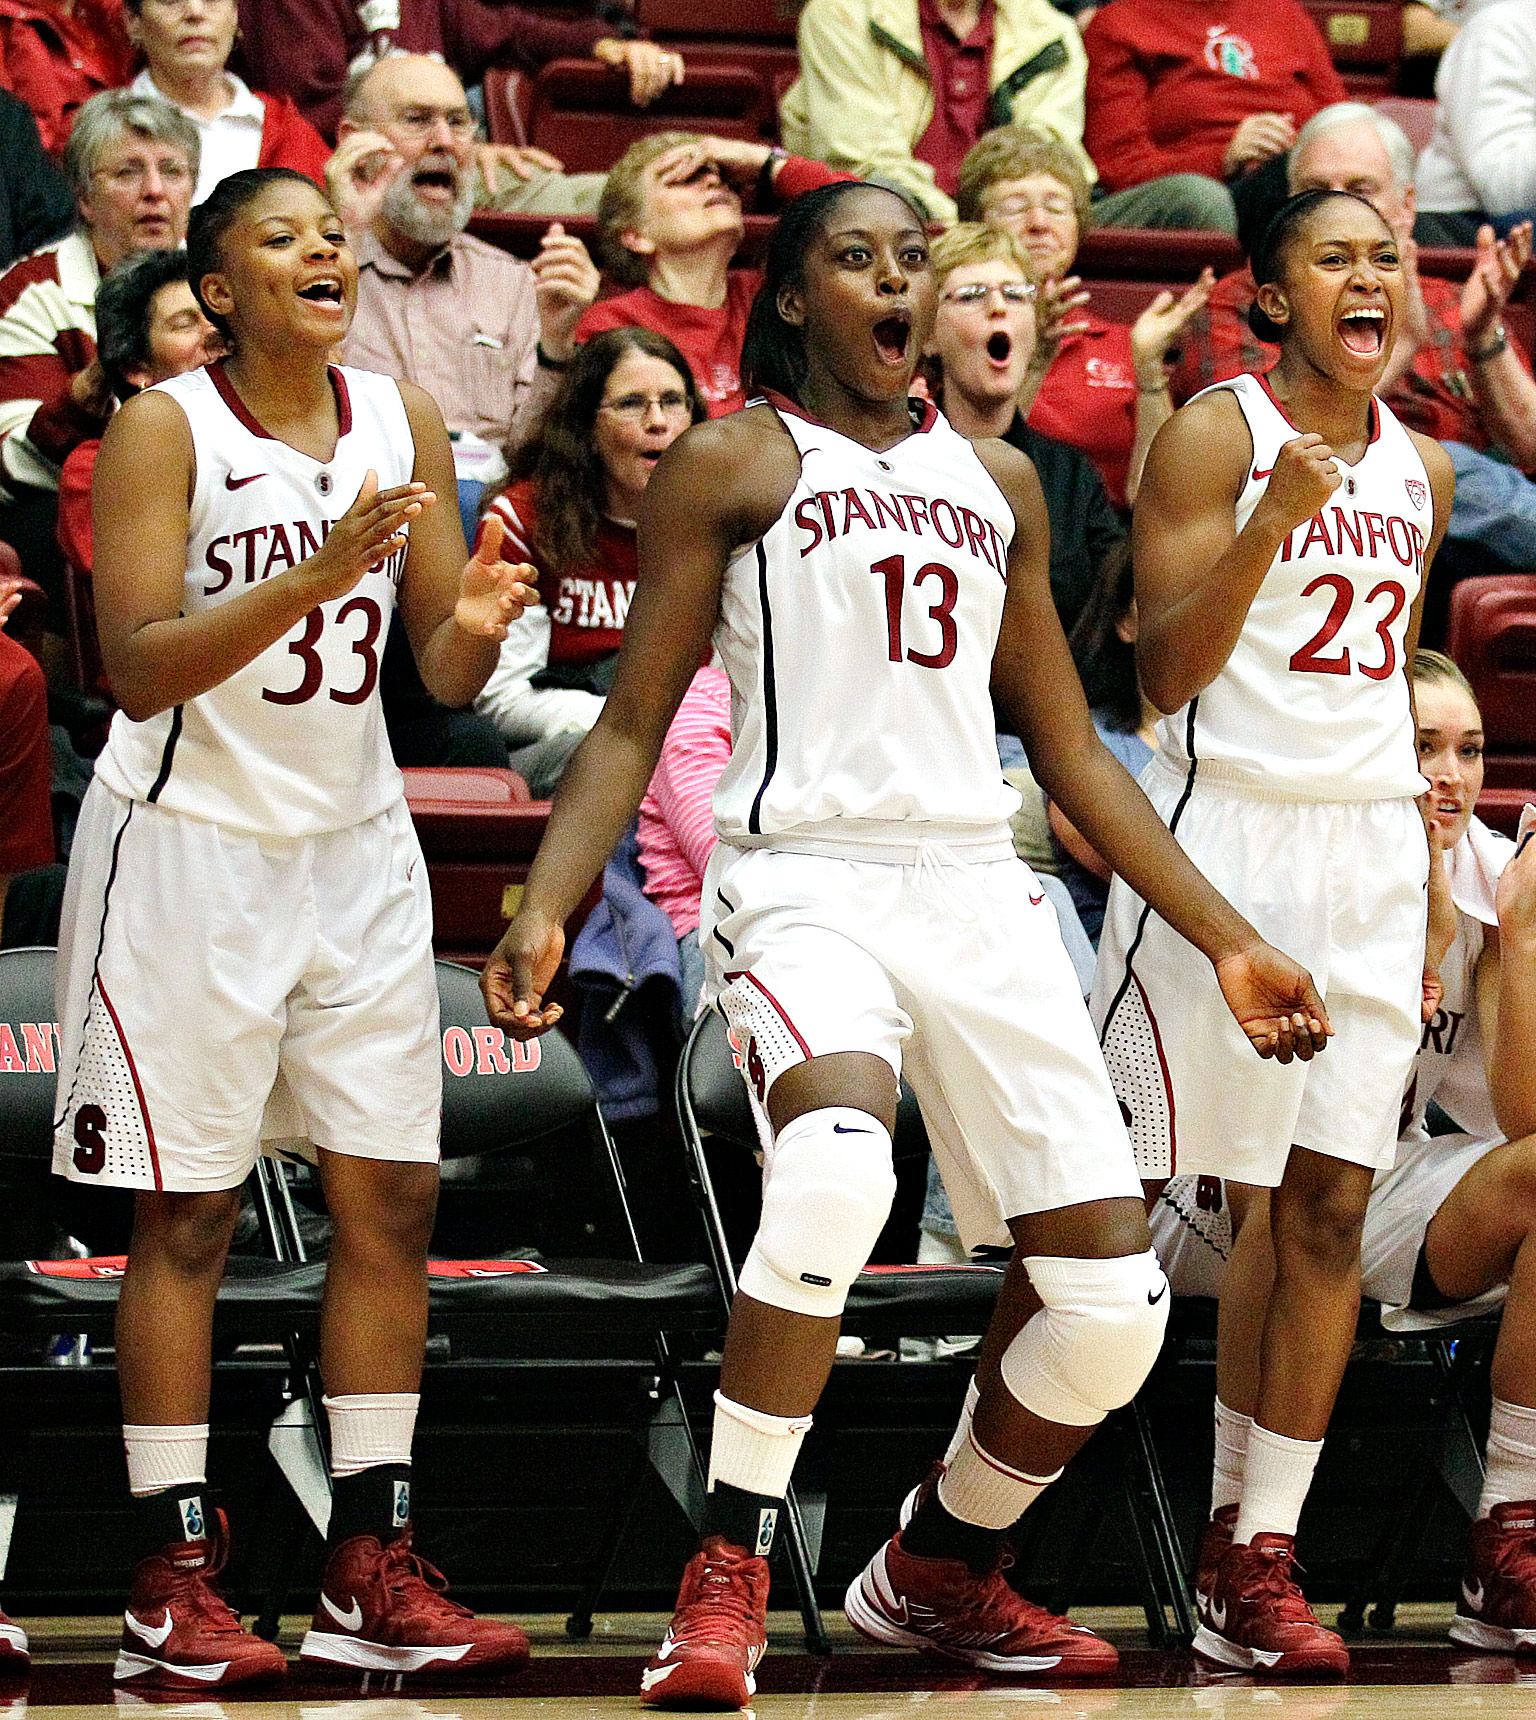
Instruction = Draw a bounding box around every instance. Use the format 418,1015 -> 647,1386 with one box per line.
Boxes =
476,326 -> 707,794
125,0 -> 330,205
956,124 -> 1215,507
924,224 -> 1122,636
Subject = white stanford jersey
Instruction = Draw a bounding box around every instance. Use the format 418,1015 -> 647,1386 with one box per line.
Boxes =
711,396 -> 1020,854
1159,372 -> 1431,801
1402,816 -> 1510,1146
93,363 -> 413,836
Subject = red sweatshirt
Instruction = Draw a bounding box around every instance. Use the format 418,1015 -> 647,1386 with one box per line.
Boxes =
1083,0 -> 1345,191
576,156 -> 852,416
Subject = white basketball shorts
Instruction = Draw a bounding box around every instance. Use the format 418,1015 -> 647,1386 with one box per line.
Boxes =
1148,1174 -> 1232,1301
53,782 -> 441,1192
1091,758 -> 1426,1187
699,840 -> 1143,1251
1362,1130 -> 1507,1331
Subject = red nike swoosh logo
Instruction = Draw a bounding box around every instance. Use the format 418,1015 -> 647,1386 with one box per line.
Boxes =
1029,892 -> 1045,906
225,472 -> 264,490
1252,466 -> 1274,481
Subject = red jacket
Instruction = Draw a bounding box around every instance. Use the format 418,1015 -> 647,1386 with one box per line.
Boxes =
1083,0 -> 1345,191
0,0 -> 132,156
254,90 -> 330,184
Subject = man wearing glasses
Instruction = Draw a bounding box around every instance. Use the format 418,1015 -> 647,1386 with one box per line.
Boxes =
332,53 -> 600,508
0,89 -> 197,595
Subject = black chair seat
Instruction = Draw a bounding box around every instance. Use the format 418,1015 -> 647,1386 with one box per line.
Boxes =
425,1257 -> 720,1332
0,1255 -> 326,1337
844,1262 -> 1005,1332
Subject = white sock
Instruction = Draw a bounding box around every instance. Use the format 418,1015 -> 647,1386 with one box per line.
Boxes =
942,1377 -> 982,1470
123,1424 -> 208,1497
323,1392 -> 419,1477
707,1391 -> 811,1500
1212,1397 -> 1252,1516
1479,1398 -> 1536,1516
1233,1424 -> 1322,1543
937,1427 -> 1060,1531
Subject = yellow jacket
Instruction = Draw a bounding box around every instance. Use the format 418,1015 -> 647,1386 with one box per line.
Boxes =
780,0 -> 1093,225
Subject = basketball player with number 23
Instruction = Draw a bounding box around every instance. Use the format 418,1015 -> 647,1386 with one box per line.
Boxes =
484,179 -> 1333,1710
51,168 -> 537,1688
1092,188 -> 1455,1676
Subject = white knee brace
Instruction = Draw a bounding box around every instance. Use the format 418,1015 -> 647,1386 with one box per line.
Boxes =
999,1249 -> 1170,1428
738,1108 -> 897,1318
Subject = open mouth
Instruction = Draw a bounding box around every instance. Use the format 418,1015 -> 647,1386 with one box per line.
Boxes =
298,278 -> 344,306
986,331 -> 1013,364
1338,307 -> 1386,356
873,315 -> 911,364
412,163 -> 459,202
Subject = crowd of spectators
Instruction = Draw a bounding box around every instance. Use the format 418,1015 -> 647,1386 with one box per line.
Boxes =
0,0 -> 1530,970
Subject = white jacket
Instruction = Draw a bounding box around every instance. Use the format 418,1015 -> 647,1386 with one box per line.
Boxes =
1417,0 -> 1536,215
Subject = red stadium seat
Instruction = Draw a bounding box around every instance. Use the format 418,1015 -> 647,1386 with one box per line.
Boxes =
638,0 -> 800,43
482,65 -> 535,147
1373,94 -> 1436,156
1303,1 -> 1404,95
1445,575 -> 1536,834
527,59 -> 768,174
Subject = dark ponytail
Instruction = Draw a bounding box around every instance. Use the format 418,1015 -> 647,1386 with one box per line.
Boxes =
741,179 -> 928,406
1246,187 -> 1386,345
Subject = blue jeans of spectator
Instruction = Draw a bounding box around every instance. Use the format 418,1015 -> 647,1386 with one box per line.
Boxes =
1445,441 -> 1536,565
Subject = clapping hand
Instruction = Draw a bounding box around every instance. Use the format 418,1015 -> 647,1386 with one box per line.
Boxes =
454,514 -> 536,640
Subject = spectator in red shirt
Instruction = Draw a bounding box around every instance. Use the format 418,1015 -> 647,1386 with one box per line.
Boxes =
1083,0 -> 1347,248
0,0 -> 133,157
958,125 -> 1213,504
476,326 -> 706,794
56,244 -> 222,575
0,582 -> 61,946
577,133 -> 851,416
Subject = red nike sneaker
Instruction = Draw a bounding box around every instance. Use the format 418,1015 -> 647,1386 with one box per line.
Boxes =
114,1513 -> 287,1689
640,1536 -> 768,1709
300,1530 -> 529,1675
1194,1533 -> 1349,1676
1194,1504 -> 1238,1627
1450,1501 -> 1536,1653
898,1461 -> 945,1530
0,1610 -> 26,1667
844,1530 -> 1118,1676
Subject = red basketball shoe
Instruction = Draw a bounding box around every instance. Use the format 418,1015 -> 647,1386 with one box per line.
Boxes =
0,1611 -> 26,1668
845,1530 -> 1118,1675
114,1513 -> 286,1689
300,1530 -> 529,1675
1194,1504 -> 1238,1626
1194,1533 -> 1348,1676
640,1536 -> 768,1709
1450,1501 -> 1536,1653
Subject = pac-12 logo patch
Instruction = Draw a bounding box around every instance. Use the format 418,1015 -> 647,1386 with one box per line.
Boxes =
1405,478 -> 1428,509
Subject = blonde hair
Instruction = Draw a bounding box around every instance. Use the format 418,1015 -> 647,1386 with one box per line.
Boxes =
1412,648 -> 1479,709
956,125 -> 1092,233
929,222 -> 1037,292
596,130 -> 703,286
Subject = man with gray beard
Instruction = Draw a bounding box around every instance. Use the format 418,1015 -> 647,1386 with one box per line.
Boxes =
331,53 -> 599,487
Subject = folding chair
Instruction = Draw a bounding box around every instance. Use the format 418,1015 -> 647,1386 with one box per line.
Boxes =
674,1007 -> 1195,1651
257,960 -> 722,1635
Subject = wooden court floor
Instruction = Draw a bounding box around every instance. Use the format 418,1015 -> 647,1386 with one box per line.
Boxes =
7,1607 -> 1536,1719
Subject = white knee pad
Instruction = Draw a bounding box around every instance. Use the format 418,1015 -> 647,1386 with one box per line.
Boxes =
999,1249 -> 1170,1428
738,1108 -> 897,1317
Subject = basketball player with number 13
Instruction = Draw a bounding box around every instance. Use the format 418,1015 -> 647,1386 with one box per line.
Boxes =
484,179 -> 1332,1710
1092,188 -> 1455,1676
51,168 -> 536,1689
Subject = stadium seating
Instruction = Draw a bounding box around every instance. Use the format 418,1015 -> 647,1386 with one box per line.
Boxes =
525,60 -> 769,174
1372,93 -> 1437,154
1445,574 -> 1536,835
1304,1 -> 1406,96
673,1008 -> 1195,1650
